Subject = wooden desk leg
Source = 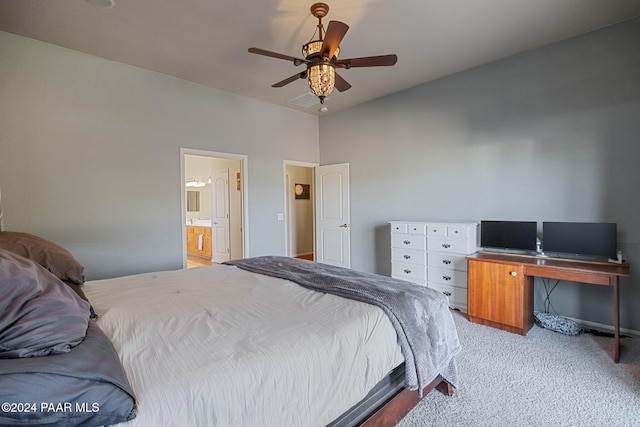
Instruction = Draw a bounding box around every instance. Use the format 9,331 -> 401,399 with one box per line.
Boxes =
613,278 -> 620,363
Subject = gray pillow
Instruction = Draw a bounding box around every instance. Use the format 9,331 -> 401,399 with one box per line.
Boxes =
0,248 -> 90,358
0,231 -> 98,319
0,231 -> 85,285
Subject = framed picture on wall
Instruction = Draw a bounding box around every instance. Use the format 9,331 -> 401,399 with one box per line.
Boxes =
294,184 -> 310,200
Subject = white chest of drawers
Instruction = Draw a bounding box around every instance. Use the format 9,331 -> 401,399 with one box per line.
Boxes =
389,221 -> 479,312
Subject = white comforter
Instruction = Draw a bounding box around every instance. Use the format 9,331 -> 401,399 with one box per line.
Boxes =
84,264 -> 404,427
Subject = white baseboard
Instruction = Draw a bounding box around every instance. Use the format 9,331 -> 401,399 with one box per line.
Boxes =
567,316 -> 640,337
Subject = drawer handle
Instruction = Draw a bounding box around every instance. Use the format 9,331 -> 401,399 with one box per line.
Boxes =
442,243 -> 451,249
443,291 -> 452,296
442,259 -> 452,265
404,269 -> 412,274
403,240 -> 411,245
403,255 -> 411,260
510,271 -> 517,277
443,275 -> 452,281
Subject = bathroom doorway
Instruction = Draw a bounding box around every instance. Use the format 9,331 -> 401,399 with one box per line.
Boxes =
181,149 -> 248,268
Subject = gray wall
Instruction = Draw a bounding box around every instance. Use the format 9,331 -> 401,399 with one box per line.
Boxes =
0,31 -> 319,279
319,18 -> 640,331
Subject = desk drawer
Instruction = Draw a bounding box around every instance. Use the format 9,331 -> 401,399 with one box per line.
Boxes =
524,265 -> 613,286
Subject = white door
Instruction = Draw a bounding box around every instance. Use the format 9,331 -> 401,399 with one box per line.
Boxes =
212,169 -> 230,263
315,163 -> 350,268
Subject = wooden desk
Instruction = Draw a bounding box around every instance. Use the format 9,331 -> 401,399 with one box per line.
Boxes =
467,252 -> 630,362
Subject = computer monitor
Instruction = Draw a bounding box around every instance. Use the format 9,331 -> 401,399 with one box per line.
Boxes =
542,222 -> 617,260
480,221 -> 538,253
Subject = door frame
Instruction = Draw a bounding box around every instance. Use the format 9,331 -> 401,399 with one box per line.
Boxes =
283,160 -> 318,258
181,148 -> 249,267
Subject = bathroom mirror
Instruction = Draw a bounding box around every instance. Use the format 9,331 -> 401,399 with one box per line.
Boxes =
187,190 -> 200,212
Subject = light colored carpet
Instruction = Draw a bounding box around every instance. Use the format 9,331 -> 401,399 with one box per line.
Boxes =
397,310 -> 640,427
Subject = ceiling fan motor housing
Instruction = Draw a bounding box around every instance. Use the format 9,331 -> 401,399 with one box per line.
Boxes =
302,40 -> 339,60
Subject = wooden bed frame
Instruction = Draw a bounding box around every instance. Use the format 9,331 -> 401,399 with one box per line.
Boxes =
328,364 -> 454,427
360,375 -> 453,427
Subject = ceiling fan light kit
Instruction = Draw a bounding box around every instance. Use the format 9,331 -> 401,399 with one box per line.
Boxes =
248,2 -> 397,105
308,62 -> 335,102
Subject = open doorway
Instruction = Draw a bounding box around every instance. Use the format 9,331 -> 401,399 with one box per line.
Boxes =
284,161 -> 318,260
181,149 -> 248,268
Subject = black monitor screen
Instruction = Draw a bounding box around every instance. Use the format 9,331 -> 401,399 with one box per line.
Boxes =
481,221 -> 537,252
542,222 -> 617,259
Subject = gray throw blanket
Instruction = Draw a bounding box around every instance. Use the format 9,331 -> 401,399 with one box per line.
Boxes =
225,256 -> 460,394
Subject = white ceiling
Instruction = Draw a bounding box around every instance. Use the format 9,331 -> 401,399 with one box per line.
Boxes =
1,0 -> 640,116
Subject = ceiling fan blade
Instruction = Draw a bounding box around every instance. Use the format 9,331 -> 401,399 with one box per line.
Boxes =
248,48 -> 307,65
334,73 -> 352,92
320,21 -> 349,59
272,71 -> 307,88
336,54 -> 398,68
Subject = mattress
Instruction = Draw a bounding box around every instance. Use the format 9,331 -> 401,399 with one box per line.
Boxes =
84,263 -> 404,427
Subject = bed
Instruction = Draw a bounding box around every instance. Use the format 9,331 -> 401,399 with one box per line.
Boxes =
0,231 -> 460,427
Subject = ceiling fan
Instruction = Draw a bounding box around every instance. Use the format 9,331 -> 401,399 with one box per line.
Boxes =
248,2 -> 398,104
